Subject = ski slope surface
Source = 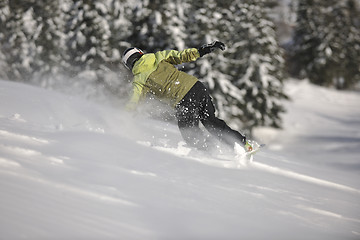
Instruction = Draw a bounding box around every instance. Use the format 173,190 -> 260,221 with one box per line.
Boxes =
0,79 -> 359,239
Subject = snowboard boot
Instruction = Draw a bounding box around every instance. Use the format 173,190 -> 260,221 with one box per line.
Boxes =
244,140 -> 253,152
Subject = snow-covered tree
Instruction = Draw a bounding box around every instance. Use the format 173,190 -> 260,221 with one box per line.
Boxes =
291,0 -> 360,89
101,0 -> 136,98
65,0 -> 112,76
1,1 -> 37,81
185,0 -> 227,86
128,0 -> 192,52
106,0 -> 133,66
30,0 -> 68,84
196,0 -> 288,132
0,0 -> 10,79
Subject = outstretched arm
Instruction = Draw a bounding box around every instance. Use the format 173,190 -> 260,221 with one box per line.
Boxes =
157,41 -> 225,65
157,48 -> 200,65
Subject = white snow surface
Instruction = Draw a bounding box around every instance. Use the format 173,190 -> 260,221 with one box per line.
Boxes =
0,79 -> 359,239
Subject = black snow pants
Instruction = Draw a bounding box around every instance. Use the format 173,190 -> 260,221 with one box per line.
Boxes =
175,81 -> 246,149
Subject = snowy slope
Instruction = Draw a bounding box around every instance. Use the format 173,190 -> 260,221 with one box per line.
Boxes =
0,79 -> 359,240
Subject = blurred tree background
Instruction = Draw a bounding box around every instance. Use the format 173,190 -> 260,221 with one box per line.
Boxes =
0,0 -> 359,133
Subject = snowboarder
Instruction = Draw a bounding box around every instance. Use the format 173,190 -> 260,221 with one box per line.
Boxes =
122,41 -> 252,152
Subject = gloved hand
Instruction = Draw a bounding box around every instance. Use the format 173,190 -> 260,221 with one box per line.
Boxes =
198,41 -> 226,57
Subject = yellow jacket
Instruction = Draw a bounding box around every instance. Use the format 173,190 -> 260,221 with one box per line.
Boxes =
126,48 -> 200,110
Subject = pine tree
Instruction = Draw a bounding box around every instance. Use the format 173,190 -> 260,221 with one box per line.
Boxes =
185,0 -> 232,122
224,0 -> 287,131
129,0 -> 165,51
1,0 -> 37,81
331,0 -> 360,89
30,0 -> 67,84
103,0 -> 136,98
291,0 -> 360,89
185,0 -> 225,77
106,0 -> 133,66
128,0 -> 192,51
0,0 -> 10,79
65,0 -> 112,76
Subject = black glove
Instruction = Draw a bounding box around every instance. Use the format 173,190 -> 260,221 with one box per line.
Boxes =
198,41 -> 226,57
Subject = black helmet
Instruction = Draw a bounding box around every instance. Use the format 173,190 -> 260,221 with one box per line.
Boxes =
122,47 -> 144,70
